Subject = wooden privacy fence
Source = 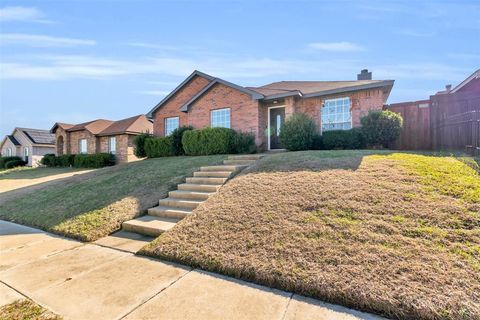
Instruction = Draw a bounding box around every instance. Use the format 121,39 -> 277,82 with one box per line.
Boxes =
430,91 -> 480,155
386,91 -> 480,154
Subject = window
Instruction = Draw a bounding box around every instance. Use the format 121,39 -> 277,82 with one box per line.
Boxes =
211,108 -> 231,128
108,137 -> 116,154
6,148 -> 11,156
321,97 -> 352,132
164,117 -> 179,136
79,139 -> 87,154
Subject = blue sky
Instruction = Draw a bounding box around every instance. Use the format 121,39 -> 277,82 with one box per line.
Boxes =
1,0 -> 479,137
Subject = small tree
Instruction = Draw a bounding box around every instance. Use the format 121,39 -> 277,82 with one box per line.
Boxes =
279,113 -> 317,151
133,132 -> 151,158
360,110 -> 403,148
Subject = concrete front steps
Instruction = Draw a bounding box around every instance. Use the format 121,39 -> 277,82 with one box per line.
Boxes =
121,154 -> 264,239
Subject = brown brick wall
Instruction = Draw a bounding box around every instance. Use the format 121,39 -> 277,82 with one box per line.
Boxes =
153,75 -> 210,136
187,83 -> 261,142
97,134 -> 141,164
54,127 -> 70,155
292,88 -> 387,131
69,130 -> 96,154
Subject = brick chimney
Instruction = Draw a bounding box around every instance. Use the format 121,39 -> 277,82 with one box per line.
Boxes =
357,69 -> 372,80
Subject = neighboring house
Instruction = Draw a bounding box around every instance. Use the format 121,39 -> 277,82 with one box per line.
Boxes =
147,69 -> 394,150
51,115 -> 153,164
0,128 -> 55,167
386,68 -> 480,152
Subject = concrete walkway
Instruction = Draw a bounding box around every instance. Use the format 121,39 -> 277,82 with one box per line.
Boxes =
0,221 -> 385,320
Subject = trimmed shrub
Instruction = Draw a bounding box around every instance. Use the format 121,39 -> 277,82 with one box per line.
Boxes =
360,110 -> 403,147
232,132 -> 256,154
279,113 -> 317,151
312,134 -> 324,150
57,154 -> 75,167
4,159 -> 27,169
145,137 -> 175,158
133,133 -> 151,158
322,128 -> 365,150
170,126 -> 194,155
41,154 -> 56,167
182,127 -> 236,155
74,153 -> 115,168
0,156 -> 22,169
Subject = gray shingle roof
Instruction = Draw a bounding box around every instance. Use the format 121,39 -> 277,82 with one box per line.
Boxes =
19,128 -> 55,145
7,135 -> 20,146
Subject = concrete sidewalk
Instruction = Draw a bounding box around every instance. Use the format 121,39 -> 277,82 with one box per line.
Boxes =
0,220 -> 385,320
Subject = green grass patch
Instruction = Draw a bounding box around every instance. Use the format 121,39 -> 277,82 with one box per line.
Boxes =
0,167 -> 86,179
0,155 -> 225,241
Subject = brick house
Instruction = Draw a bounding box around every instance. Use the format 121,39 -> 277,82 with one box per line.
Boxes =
51,115 -> 153,164
147,70 -> 394,150
0,128 -> 55,167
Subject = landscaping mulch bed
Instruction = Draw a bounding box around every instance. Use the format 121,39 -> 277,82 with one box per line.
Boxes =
141,151 -> 480,320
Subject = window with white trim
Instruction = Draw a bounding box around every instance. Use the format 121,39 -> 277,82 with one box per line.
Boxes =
108,136 -> 116,154
321,97 -> 352,132
211,108 -> 231,128
79,139 -> 88,154
164,117 -> 179,136
6,148 -> 12,156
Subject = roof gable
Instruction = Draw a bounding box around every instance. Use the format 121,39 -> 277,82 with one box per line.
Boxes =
451,69 -> 480,93
67,119 -> 113,134
180,78 -> 264,112
147,70 -> 215,117
97,115 -> 153,136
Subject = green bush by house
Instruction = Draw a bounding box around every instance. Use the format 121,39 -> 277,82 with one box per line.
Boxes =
4,159 -> 27,169
133,133 -> 152,158
0,156 -> 22,169
182,127 -> 236,155
279,113 -> 317,151
360,110 -> 403,147
74,153 -> 115,168
322,128 -> 365,150
232,132 -> 256,154
145,137 -> 175,158
170,126 -> 194,155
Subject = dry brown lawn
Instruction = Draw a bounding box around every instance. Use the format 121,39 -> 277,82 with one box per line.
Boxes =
142,151 -> 480,320
0,299 -> 61,320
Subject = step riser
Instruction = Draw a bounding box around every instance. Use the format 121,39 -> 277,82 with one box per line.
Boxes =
186,177 -> 227,185
168,191 -> 211,201
122,224 -> 164,237
178,184 -> 220,192
193,171 -> 232,178
223,160 -> 256,165
159,199 -> 200,209
200,166 -> 239,172
147,208 -> 190,219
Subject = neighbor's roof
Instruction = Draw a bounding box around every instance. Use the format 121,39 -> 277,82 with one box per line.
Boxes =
248,80 -> 394,100
6,135 -> 20,146
67,119 -> 114,134
17,128 -> 55,145
451,68 -> 480,93
97,115 -> 153,136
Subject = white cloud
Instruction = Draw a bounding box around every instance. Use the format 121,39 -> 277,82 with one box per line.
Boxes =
0,34 -> 96,47
0,6 -> 50,23
307,42 -> 365,52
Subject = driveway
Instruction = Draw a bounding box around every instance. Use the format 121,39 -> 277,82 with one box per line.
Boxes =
0,220 -> 384,320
